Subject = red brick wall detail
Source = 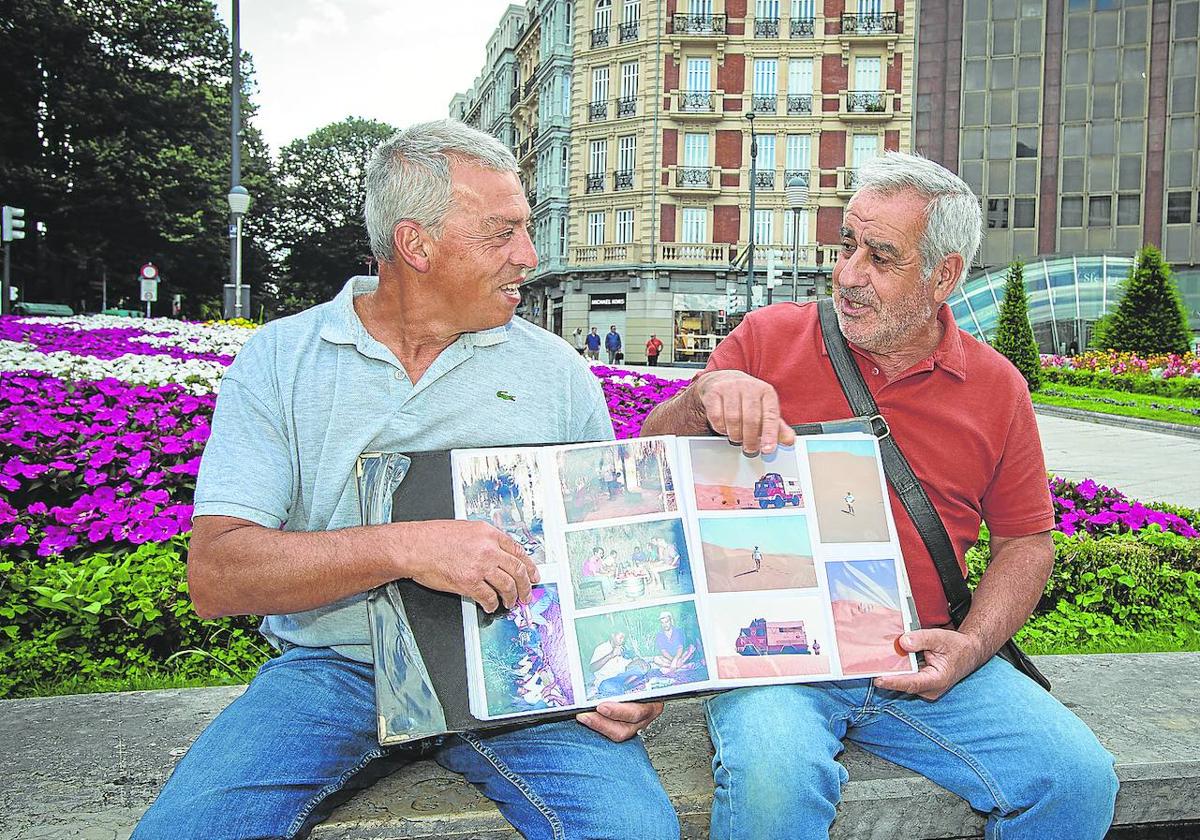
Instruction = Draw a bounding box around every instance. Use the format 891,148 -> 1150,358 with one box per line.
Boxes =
714,205 -> 741,244
888,53 -> 902,92
822,56 -> 848,94
724,97 -> 744,112
726,0 -> 747,17
720,172 -> 741,187
665,55 -> 679,91
716,130 -> 743,169
719,54 -> 745,94
825,0 -> 842,33
817,206 -> 844,244
661,204 -> 677,243
819,130 -> 846,169
820,171 -> 838,189
884,131 -> 900,151
662,129 -> 678,167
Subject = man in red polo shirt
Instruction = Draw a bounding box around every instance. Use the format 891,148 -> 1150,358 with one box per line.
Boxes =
643,152 -> 1117,839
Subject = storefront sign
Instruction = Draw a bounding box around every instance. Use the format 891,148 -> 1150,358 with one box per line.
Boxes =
589,293 -> 627,309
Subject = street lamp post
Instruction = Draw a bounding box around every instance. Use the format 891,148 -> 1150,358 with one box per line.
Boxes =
785,174 -> 810,302
227,185 -> 251,318
745,112 -> 757,313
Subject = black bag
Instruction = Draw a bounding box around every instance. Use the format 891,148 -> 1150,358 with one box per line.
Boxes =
815,298 -> 1051,690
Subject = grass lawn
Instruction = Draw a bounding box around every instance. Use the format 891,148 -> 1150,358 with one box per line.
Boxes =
20,668 -> 260,699
1032,382 -> 1200,427
1019,628 -> 1200,657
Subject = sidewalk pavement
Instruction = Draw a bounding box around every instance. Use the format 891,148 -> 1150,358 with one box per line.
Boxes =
601,363 -> 1200,510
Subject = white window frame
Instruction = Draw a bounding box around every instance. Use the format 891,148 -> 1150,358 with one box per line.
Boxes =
589,138 -> 608,175
588,210 -> 606,245
754,208 -> 775,244
616,208 -> 635,243
788,58 -> 813,95
594,0 -> 612,30
685,57 -> 712,93
592,66 -> 610,104
756,134 -> 776,170
620,61 -> 639,99
753,59 -> 778,96
683,132 -> 709,168
618,135 -> 637,171
681,207 -> 707,243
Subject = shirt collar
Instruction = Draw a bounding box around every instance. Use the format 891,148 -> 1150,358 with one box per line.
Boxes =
318,275 -> 513,350
818,303 -> 968,381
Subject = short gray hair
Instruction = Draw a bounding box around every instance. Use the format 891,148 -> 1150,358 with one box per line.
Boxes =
854,152 -> 982,288
364,119 -> 518,262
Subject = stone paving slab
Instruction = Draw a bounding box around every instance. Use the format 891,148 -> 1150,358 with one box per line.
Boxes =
2,653 -> 1197,839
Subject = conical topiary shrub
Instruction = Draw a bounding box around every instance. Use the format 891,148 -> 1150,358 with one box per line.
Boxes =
1101,245 -> 1192,355
992,261 -> 1042,391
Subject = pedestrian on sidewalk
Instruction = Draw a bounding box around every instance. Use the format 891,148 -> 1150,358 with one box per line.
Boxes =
646,334 -> 664,366
572,327 -> 586,355
606,325 -> 623,365
586,327 -> 601,361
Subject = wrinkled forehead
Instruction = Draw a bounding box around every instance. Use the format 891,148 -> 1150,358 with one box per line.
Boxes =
844,187 -> 930,245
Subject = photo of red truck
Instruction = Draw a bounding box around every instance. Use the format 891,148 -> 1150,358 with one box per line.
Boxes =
735,618 -> 820,655
753,473 -> 803,509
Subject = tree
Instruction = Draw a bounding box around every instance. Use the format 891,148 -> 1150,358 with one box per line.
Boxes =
0,0 -> 280,313
992,261 -> 1042,391
1099,245 -> 1191,355
271,118 -> 398,313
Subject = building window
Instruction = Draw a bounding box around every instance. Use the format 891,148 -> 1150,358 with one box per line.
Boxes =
753,58 -> 778,112
594,0 -> 611,31
782,208 -> 810,245
1167,191 -> 1194,224
1117,194 -> 1141,226
1013,197 -> 1036,228
683,132 -> 709,168
588,210 -> 606,245
1061,196 -> 1084,227
616,208 -> 635,243
754,208 -> 774,244
1088,195 -> 1112,227
987,198 -> 1010,229
681,207 -> 707,243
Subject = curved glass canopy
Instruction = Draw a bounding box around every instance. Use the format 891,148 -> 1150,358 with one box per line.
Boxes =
948,254 -> 1136,354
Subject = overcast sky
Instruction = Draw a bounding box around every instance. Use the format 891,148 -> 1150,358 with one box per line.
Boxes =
214,0 -> 519,152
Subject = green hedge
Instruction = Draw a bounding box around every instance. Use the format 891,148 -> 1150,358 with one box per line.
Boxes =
1041,366 -> 1200,399
0,538 -> 267,698
967,527 -> 1200,651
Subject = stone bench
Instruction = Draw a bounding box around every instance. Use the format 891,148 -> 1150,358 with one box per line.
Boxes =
2,653 -> 1198,840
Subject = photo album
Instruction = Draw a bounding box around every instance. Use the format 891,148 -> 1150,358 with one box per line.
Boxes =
451,433 -> 920,723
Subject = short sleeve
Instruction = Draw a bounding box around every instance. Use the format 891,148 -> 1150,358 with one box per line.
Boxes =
571,365 -> 617,443
193,373 -> 296,529
704,312 -> 757,375
980,395 -> 1055,537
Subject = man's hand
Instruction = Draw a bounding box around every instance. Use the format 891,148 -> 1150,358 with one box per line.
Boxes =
693,370 -> 796,455
577,700 -> 664,742
400,520 -> 539,612
872,629 -> 987,701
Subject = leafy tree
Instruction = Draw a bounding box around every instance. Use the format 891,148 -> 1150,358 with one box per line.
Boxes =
271,118 -> 397,314
992,261 -> 1042,391
1099,245 -> 1192,355
0,0 -> 280,314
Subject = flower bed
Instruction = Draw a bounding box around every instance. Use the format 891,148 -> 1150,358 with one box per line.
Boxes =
1040,352 -> 1200,399
1,315 -> 1198,696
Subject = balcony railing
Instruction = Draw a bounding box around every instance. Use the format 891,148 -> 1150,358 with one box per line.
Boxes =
790,16 -> 815,37
526,188 -> 537,207
659,242 -> 728,263
617,96 -> 637,117
751,94 -> 777,114
840,167 -> 861,191
614,169 -> 635,191
573,243 -> 643,263
591,27 -> 609,48
676,166 -> 713,188
783,168 -> 811,187
619,21 -> 639,42
787,94 -> 814,115
586,173 -> 605,193
523,76 -> 537,98
753,169 -> 775,189
755,17 -> 780,38
519,138 -> 531,157
589,100 -> 608,121
845,90 -> 887,114
678,90 -> 715,112
841,12 -> 899,34
509,89 -> 520,107
672,13 -> 725,34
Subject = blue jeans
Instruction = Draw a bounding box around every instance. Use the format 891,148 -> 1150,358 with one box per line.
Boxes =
706,656 -> 1118,840
133,646 -> 678,840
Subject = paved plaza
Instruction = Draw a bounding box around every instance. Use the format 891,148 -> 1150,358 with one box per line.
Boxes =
609,363 -> 1200,510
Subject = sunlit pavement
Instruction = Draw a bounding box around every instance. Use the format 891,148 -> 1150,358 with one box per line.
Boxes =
602,362 -> 1200,509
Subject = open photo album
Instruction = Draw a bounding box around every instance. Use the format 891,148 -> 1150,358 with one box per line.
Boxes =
356,424 -> 921,745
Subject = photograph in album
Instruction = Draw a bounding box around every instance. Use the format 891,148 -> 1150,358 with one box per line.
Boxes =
687,438 -> 805,511
565,518 -> 695,610
475,584 -> 574,716
806,438 -> 891,543
698,514 -> 817,593
557,439 -> 677,523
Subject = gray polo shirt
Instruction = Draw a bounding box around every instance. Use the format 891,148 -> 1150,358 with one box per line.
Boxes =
194,276 -> 614,663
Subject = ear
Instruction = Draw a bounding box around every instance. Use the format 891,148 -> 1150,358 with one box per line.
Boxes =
932,253 -> 964,304
393,221 -> 432,273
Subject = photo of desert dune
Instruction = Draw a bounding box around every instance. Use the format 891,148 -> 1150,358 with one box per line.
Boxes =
805,439 -> 890,543
687,439 -> 804,511
698,515 -> 816,592
826,559 -> 912,675
709,594 -> 832,679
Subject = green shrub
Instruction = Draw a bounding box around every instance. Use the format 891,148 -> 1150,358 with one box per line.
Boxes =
992,261 -> 1042,391
1040,366 -> 1200,399
0,537 -> 268,698
1101,245 -> 1192,355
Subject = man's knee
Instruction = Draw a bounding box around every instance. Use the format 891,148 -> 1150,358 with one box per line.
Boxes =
1039,735 -> 1118,815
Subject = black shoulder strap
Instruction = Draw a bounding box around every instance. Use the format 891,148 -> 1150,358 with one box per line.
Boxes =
816,298 -> 972,627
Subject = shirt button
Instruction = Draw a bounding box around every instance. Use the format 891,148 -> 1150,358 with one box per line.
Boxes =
872,367 -> 880,375
394,370 -> 405,380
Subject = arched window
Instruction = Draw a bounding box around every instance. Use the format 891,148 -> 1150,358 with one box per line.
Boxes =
594,0 -> 612,30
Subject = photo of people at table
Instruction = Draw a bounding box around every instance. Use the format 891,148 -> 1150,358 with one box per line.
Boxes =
575,601 -> 709,701
565,518 -> 694,610
557,439 -> 677,524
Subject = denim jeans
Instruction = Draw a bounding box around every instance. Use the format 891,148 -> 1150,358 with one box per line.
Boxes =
132,646 -> 678,840
705,656 -> 1118,840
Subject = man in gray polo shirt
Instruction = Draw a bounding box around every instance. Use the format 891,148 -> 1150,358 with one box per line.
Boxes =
133,121 -> 677,840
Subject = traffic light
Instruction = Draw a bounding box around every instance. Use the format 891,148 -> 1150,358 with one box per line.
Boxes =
765,248 -> 781,289
2,206 -> 26,242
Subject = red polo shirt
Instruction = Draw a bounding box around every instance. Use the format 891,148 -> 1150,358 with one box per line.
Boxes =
705,301 -> 1054,627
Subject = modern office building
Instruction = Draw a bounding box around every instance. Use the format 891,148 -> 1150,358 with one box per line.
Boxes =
916,0 -> 1200,350
458,0 -> 918,364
